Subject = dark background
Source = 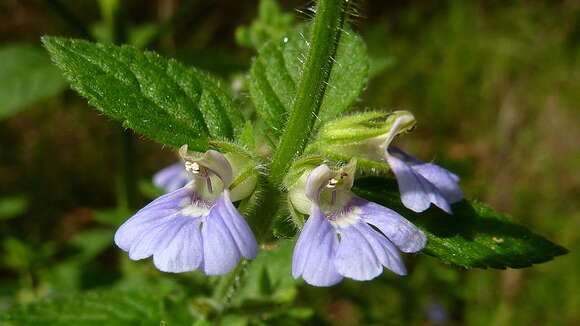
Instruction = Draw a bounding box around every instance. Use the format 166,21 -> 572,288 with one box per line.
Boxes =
0,0 -> 578,325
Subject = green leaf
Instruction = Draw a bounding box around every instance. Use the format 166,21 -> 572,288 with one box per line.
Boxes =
353,177 -> 568,269
0,196 -> 27,220
249,24 -> 369,133
231,239 -> 298,306
0,289 -> 193,326
42,37 -> 242,150
235,0 -> 294,50
0,44 -> 67,120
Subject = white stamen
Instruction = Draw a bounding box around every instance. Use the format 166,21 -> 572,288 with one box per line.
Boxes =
185,161 -> 200,174
326,178 -> 338,189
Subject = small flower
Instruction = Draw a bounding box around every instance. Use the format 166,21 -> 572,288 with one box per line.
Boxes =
153,162 -> 189,192
115,149 -> 258,275
314,110 -> 464,213
383,113 -> 463,214
292,161 -> 427,287
427,300 -> 449,324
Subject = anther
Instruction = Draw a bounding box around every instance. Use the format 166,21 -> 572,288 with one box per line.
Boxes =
326,178 -> 339,189
185,161 -> 201,174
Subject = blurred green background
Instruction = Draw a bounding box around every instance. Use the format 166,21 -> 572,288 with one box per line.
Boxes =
0,0 -> 578,325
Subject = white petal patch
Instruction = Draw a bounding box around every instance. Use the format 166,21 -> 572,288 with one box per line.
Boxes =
329,206 -> 362,229
179,197 -> 211,218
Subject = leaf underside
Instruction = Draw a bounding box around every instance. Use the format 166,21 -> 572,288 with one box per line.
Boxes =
42,37 -> 242,150
249,25 -> 369,134
354,177 -> 568,269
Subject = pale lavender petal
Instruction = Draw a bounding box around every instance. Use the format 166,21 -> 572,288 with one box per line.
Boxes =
153,163 -> 189,192
390,147 -> 463,204
114,186 -> 193,252
386,155 -> 452,214
201,202 -> 241,275
389,146 -> 422,164
128,216 -> 190,260
413,163 -> 463,204
362,224 -> 407,276
333,223 -> 383,281
212,191 -> 258,259
153,219 -> 203,273
292,204 -> 342,287
352,197 -> 427,253
334,221 -> 406,280
292,205 -> 325,278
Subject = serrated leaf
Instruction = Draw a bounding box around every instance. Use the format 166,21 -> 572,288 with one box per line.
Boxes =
249,25 -> 368,133
353,177 -> 568,269
42,37 -> 242,150
0,44 -> 67,119
0,289 -> 192,326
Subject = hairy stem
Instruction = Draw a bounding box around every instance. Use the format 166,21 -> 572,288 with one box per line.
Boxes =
246,181 -> 281,243
269,0 -> 348,185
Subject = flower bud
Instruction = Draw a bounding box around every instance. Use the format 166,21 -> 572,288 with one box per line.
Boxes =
311,111 -> 416,170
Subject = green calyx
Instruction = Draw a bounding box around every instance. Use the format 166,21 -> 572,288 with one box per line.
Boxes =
307,110 -> 417,173
318,110 -> 416,144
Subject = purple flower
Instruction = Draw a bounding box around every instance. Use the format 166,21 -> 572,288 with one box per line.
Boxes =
115,150 -> 258,275
292,163 -> 427,287
427,300 -> 449,324
153,162 -> 189,192
384,116 -> 463,214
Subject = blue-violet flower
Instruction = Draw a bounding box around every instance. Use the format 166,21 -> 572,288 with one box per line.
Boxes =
115,148 -> 258,275
292,162 -> 427,287
384,113 -> 463,214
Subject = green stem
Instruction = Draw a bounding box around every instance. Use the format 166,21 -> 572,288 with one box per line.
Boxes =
248,181 -> 280,243
105,1 -> 135,212
116,129 -> 137,212
212,261 -> 248,310
269,0 -> 348,185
